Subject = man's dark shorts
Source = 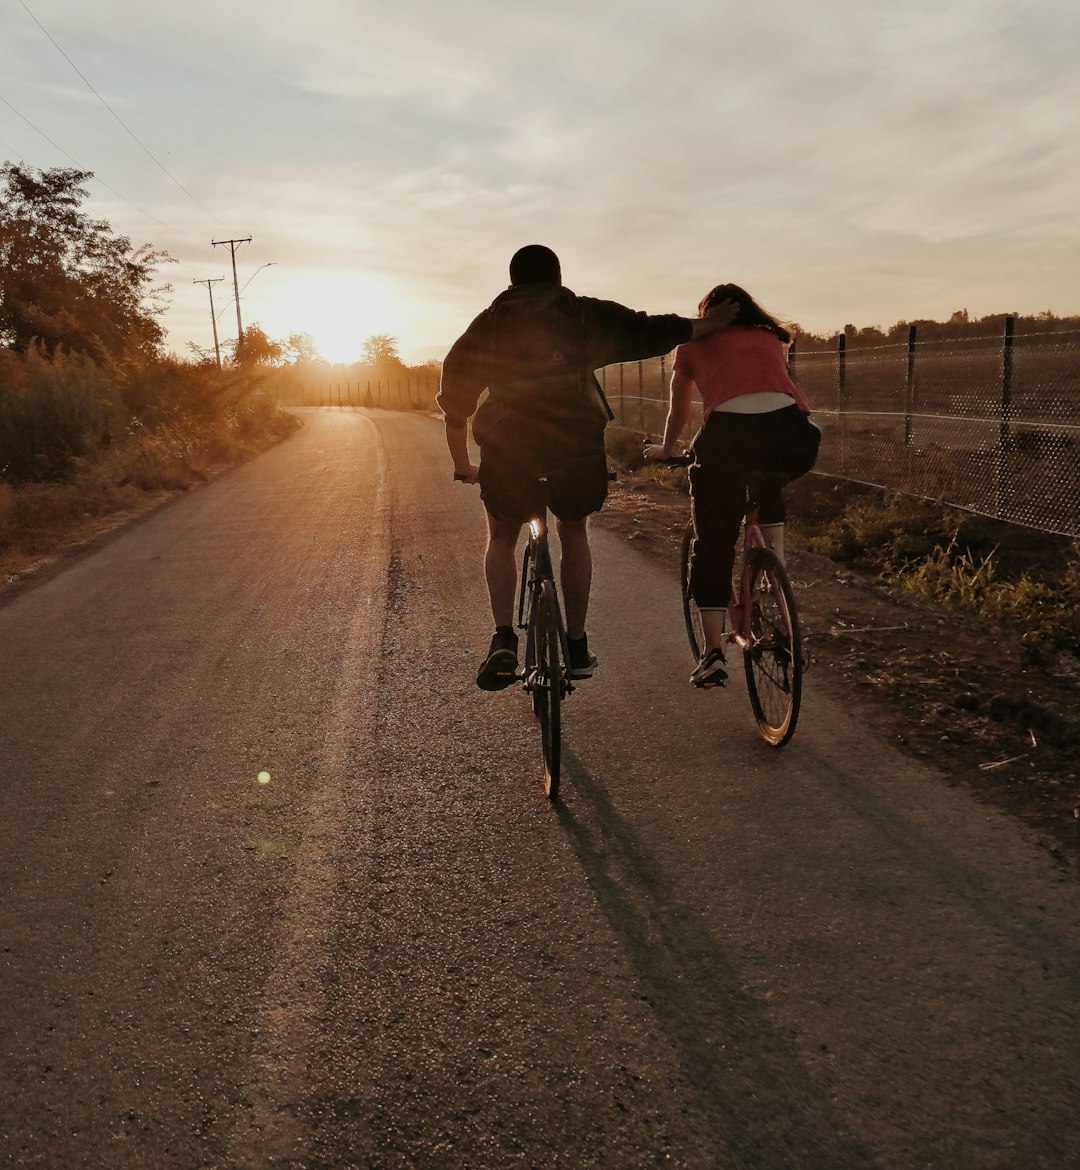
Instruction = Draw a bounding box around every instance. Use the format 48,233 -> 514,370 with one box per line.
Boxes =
478,444 -> 609,523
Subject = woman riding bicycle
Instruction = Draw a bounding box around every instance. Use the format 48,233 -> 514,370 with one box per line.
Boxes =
644,283 -> 820,687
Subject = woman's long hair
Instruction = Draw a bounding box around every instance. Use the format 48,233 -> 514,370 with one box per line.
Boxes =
698,283 -> 791,344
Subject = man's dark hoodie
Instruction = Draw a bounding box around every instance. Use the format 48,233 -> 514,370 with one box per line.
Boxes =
438,280 -> 693,459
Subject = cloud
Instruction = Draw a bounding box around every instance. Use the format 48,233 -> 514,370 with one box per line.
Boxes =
6,0 -> 1077,360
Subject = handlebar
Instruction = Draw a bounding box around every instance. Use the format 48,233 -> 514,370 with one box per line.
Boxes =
643,439 -> 693,468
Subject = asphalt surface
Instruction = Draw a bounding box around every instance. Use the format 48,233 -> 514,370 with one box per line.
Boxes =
2,407 -> 1078,1169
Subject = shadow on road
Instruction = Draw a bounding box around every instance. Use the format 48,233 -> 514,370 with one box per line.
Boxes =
554,748 -> 873,1168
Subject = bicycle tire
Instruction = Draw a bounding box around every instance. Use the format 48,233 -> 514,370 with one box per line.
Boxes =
679,523 -> 705,661
535,578 -> 562,799
743,548 -> 802,747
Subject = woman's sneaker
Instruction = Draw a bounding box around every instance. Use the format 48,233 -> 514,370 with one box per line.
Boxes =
476,629 -> 519,691
691,647 -> 728,688
567,634 -> 597,679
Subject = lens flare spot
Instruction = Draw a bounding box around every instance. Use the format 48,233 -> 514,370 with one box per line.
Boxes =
257,771 -> 272,786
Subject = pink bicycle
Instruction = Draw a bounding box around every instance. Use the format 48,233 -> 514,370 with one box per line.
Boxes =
666,454 -> 803,747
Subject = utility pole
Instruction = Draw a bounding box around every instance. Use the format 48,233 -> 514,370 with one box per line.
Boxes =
193,277 -> 224,369
211,236 -> 252,362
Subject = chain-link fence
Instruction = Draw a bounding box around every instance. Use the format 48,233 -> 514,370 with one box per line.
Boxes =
602,321 -> 1080,538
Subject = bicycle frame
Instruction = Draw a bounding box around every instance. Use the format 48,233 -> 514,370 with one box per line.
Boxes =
516,510 -> 574,798
517,513 -> 572,695
725,508 -> 771,647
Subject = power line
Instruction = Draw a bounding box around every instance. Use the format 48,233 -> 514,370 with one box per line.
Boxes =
0,89 -> 204,243
17,0 -> 227,227
215,262 -> 276,323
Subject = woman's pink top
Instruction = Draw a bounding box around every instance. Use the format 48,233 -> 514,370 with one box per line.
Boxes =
673,326 -> 811,416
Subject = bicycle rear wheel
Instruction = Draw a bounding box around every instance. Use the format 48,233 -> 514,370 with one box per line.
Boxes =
680,523 -> 705,661
743,548 -> 802,747
534,578 -> 563,799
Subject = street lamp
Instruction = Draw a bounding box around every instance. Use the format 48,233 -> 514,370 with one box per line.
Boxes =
214,262 -> 277,364
240,261 -> 276,295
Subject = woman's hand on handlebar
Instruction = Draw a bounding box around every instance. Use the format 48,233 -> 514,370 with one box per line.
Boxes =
453,463 -> 480,484
643,439 -> 692,467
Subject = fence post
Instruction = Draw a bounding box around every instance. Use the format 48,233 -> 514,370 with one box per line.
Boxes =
995,315 -> 1016,517
657,355 -> 666,440
618,364 -> 625,425
637,361 -> 645,430
788,336 -> 797,375
837,333 -> 847,474
904,324 -> 917,447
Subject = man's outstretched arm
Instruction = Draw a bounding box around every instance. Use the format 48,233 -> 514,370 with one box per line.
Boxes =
584,297 -> 738,368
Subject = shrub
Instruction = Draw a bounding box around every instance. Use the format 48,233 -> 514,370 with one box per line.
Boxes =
785,478 -> 1080,661
0,344 -> 118,480
0,346 -> 299,573
896,538 -> 1080,660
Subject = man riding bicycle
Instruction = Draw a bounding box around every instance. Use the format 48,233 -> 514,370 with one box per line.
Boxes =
438,244 -> 734,690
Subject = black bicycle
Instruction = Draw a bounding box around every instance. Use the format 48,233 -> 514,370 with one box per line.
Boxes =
516,505 -> 574,800
455,470 -> 575,799
661,452 -> 803,747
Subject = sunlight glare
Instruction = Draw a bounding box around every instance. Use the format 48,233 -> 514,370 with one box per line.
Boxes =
261,271 -> 409,364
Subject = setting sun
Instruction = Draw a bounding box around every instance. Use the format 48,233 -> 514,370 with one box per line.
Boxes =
257,271 -> 409,364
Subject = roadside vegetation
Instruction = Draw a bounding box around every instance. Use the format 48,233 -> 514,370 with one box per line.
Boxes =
784,477 -> 1080,664
605,425 -> 1080,664
1,163 -> 300,582
0,346 -> 299,578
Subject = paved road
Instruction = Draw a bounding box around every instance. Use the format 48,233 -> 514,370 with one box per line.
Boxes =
2,408 -> 1077,1169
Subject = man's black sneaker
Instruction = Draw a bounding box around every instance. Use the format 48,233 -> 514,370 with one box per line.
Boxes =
567,635 -> 598,679
476,630 -> 519,691
691,646 -> 728,688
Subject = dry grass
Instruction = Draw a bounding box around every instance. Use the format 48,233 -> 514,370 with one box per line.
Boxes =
784,476 -> 1080,661
0,350 -> 300,584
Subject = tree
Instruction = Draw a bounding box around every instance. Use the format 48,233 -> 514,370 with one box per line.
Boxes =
285,332 -> 322,365
361,334 -> 400,365
0,163 -> 172,363
234,324 -> 285,366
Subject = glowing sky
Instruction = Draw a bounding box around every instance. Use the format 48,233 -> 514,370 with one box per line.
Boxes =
2,0 -> 1077,364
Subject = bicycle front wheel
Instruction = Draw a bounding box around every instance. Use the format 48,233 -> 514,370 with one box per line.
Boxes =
743,548 -> 802,747
680,523 -> 705,661
534,578 -> 563,800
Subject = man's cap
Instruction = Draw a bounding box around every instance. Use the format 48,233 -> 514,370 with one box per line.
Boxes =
509,244 -> 561,286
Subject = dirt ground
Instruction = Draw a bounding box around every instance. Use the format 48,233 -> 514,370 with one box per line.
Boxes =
593,472 -> 1080,876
